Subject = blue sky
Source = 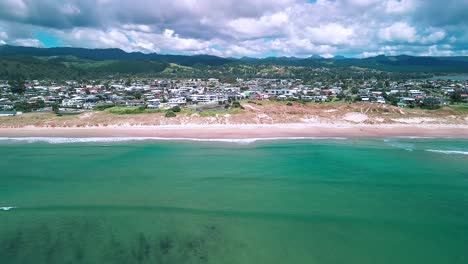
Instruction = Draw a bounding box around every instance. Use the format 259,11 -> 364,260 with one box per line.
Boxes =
0,0 -> 467,58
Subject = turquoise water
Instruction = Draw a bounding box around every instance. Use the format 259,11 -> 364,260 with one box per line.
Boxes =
1,138 -> 468,263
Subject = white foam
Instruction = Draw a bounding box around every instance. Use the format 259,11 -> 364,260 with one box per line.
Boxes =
383,140 -> 415,151
426,150 -> 468,155
395,136 -> 436,139
0,207 -> 16,211
0,137 -> 347,144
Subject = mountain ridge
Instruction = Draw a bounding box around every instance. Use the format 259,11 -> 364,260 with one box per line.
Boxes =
1,45 -> 468,79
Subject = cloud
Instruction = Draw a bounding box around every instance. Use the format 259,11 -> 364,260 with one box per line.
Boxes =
379,22 -> 418,43
0,0 -> 466,57
12,38 -> 44,47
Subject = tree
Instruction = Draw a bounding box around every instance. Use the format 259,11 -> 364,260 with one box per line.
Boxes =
165,111 -> 176,117
51,103 -> 60,114
232,101 -> 241,108
8,79 -> 26,94
336,92 -> 346,101
171,106 -> 181,112
449,91 -> 462,104
383,93 -> 399,106
134,92 -> 142,99
421,97 -> 440,110
13,101 -> 31,112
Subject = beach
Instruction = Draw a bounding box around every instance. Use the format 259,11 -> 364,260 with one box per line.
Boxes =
1,123 -> 468,139
1,102 -> 467,139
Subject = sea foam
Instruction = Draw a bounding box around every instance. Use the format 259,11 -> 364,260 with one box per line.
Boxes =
0,137 -> 347,144
426,149 -> 468,155
0,207 -> 16,211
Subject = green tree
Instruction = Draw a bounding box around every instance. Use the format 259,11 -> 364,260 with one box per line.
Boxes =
13,101 -> 31,112
134,92 -> 142,99
232,101 -> 241,108
8,79 -> 26,94
450,91 -> 462,104
165,111 -> 176,117
384,80 -> 390,88
421,97 -> 440,110
52,103 -> 60,114
383,92 -> 399,106
171,106 -> 181,112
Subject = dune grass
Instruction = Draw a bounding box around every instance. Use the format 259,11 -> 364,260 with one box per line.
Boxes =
105,107 -> 161,115
450,104 -> 468,113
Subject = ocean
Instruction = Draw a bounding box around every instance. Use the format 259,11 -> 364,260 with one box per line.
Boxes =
1,138 -> 467,264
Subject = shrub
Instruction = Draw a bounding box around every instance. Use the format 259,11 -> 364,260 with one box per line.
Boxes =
171,106 -> 181,112
94,104 -> 115,111
232,101 -> 241,108
286,102 -> 293,106
107,107 -> 147,114
165,111 -> 176,117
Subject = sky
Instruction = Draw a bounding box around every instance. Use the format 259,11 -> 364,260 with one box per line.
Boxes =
0,0 -> 467,58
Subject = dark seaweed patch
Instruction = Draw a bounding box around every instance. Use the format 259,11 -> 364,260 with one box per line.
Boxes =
0,219 -> 234,264
159,236 -> 173,255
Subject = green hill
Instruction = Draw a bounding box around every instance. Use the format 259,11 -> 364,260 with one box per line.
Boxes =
2,45 -> 468,80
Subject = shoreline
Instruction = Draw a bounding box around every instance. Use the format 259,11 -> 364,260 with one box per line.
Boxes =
1,123 -> 468,139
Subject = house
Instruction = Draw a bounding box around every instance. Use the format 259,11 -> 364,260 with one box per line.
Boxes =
0,99 -> 13,110
115,99 -> 146,107
191,94 -> 225,104
255,94 -> 269,100
168,97 -> 187,107
265,89 -> 297,96
0,111 -> 21,116
461,94 -> 468,102
376,98 -> 386,104
147,99 -> 161,109
62,98 -> 84,108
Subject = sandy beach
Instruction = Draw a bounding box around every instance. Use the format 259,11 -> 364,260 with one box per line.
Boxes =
1,102 -> 467,139
1,123 -> 467,139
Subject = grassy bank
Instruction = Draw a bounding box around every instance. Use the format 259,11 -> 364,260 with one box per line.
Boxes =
105,107 -> 162,115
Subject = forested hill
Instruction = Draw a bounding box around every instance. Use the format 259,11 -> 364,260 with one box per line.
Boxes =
1,44 -> 468,80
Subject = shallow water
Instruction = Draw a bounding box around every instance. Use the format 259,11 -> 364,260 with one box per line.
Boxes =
1,138 -> 468,263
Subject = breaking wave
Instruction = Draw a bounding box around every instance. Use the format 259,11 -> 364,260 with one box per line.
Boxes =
383,139 -> 415,151
426,149 -> 468,155
0,207 -> 17,211
0,137 -> 347,144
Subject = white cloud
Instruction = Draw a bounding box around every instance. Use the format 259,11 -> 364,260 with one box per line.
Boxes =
0,31 -> 8,41
303,23 -> 354,45
385,0 -> 416,14
12,38 -> 44,47
420,30 -> 446,44
0,0 -> 467,57
226,11 -> 289,39
379,22 -> 418,43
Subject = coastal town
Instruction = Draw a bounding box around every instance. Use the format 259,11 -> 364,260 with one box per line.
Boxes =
0,77 -> 467,117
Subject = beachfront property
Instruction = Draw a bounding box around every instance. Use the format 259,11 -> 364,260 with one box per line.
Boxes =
0,111 -> 21,116
0,77 -> 467,113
